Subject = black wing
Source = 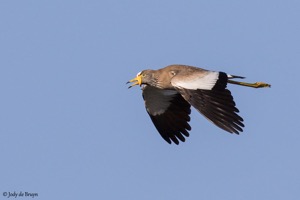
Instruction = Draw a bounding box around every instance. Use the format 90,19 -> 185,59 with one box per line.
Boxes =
171,71 -> 244,134
177,88 -> 244,134
142,86 -> 191,144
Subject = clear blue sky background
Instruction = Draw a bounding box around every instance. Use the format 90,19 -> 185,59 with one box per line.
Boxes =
1,1 -> 299,199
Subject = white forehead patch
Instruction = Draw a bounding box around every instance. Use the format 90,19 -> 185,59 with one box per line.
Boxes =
136,71 -> 142,76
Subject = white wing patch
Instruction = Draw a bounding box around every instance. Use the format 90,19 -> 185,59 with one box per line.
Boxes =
143,86 -> 178,116
172,71 -> 219,90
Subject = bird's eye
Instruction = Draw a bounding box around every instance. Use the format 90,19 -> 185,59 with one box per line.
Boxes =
142,74 -> 146,77
170,71 -> 176,76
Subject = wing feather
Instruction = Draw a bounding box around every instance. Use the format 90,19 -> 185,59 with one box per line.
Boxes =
171,70 -> 244,134
142,86 -> 191,144
175,88 -> 244,134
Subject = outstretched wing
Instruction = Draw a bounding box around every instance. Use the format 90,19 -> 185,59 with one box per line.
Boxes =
172,71 -> 244,134
142,86 -> 191,144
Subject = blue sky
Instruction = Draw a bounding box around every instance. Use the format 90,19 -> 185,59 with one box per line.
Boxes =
1,0 -> 299,199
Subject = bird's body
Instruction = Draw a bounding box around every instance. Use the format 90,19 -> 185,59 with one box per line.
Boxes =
128,64 -> 270,145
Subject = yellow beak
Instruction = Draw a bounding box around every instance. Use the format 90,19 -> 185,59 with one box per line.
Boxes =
127,74 -> 142,88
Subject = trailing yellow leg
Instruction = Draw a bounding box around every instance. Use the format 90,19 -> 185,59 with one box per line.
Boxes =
228,80 -> 271,88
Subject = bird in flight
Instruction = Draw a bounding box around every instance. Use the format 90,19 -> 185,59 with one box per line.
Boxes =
127,64 -> 270,145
